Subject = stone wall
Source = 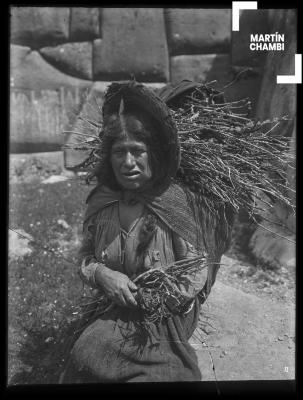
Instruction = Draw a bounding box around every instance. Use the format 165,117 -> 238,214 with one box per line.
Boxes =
10,7 -> 270,152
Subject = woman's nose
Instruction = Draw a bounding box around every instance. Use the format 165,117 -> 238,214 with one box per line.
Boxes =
124,152 -> 136,167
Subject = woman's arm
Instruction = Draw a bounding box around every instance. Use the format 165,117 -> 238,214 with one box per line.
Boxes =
172,233 -> 212,300
77,217 -> 101,289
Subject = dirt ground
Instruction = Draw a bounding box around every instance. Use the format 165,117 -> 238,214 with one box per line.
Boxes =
8,154 -> 296,384
191,275 -> 295,382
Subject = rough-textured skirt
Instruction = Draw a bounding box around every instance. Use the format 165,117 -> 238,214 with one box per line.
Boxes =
60,298 -> 201,383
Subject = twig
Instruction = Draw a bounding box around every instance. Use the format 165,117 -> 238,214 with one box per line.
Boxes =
251,219 -> 296,244
62,131 -> 100,140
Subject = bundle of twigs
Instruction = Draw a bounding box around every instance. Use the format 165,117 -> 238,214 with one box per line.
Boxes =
78,255 -> 209,326
172,85 -> 295,217
134,255 -> 209,323
63,83 -> 295,219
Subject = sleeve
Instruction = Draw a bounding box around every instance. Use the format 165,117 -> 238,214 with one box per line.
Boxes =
77,215 -> 102,289
172,233 -> 209,300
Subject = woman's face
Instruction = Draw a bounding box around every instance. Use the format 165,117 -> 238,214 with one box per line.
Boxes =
110,133 -> 152,190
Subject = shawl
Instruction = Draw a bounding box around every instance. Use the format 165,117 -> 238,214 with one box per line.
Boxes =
85,183 -> 200,248
84,182 -> 231,258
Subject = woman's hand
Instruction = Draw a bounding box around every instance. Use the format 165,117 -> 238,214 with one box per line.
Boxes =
95,265 -> 138,308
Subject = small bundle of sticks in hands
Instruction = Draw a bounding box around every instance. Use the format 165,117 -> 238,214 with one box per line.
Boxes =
133,255 -> 208,324
80,255 -> 209,326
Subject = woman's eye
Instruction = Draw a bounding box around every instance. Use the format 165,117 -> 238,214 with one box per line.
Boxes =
112,149 -> 146,157
113,150 -> 124,156
134,150 -> 146,157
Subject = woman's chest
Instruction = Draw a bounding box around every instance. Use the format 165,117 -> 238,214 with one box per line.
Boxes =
94,203 -> 175,277
118,201 -> 144,232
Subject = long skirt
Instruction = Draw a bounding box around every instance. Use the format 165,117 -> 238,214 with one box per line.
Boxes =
60,298 -> 202,383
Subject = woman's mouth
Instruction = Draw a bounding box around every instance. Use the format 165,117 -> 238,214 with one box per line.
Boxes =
122,171 -> 141,179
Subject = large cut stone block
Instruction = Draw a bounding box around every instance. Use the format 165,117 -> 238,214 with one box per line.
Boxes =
10,85 -> 90,153
93,8 -> 169,82
232,9 -> 269,68
40,42 -> 93,80
10,44 -> 31,70
10,7 -> 70,49
10,43 -> 92,151
10,45 -> 92,91
170,54 -> 231,86
165,9 -> 231,55
70,7 -> 100,41
255,10 -> 297,130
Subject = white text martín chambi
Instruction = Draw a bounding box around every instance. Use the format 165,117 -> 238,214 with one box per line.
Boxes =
250,33 -> 285,51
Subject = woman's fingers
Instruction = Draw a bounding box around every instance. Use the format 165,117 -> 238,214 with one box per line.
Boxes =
126,280 -> 138,306
103,275 -> 138,308
128,280 -> 138,291
114,292 -> 127,307
122,288 -> 137,307
112,287 -> 137,308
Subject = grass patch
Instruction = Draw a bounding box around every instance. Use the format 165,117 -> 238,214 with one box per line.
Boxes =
8,179 -> 91,384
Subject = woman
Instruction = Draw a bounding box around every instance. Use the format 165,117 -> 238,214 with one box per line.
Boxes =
60,81 -> 229,383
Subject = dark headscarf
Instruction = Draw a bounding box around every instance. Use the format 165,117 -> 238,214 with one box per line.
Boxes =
93,80 -> 181,191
